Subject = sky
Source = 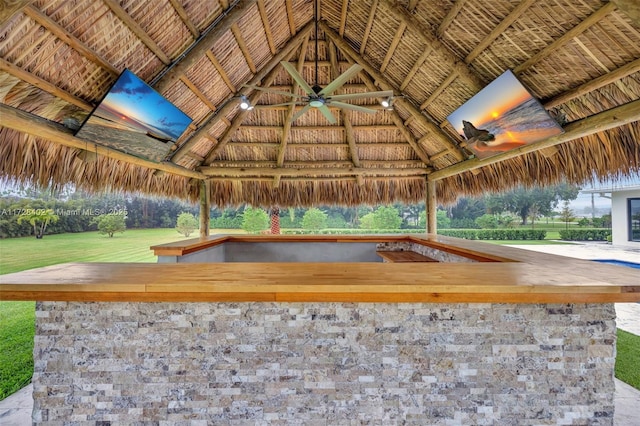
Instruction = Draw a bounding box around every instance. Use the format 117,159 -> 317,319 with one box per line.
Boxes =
570,175 -> 640,216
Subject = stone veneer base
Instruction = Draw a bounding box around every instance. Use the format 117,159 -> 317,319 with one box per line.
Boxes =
33,302 -> 616,425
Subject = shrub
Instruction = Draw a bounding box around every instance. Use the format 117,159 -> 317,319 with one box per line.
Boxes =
373,206 -> 402,229
475,214 -> 499,229
359,213 -> 376,229
302,208 -> 327,231
559,228 -> 611,241
211,210 -> 243,229
241,207 -> 269,233
94,213 -> 126,237
176,212 -> 198,237
438,229 -> 546,240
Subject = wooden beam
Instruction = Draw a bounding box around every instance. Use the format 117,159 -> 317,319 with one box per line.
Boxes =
513,2 -> 616,75
257,0 -> 276,54
380,23 -> 405,72
420,73 -> 457,110
437,0 -> 468,38
102,0 -> 170,65
0,0 -> 34,25
285,0 -> 295,35
426,179 -> 437,234
179,76 -> 217,111
428,99 -> 640,180
23,6 -> 118,75
400,47 -> 432,91
277,35 -> 310,168
231,23 -> 256,73
378,0 -> 484,90
229,142 -> 408,149
199,180 -> 210,238
465,0 -> 536,63
611,0 -> 640,27
205,51 -> 236,93
211,160 -> 427,168
0,103 -> 204,179
154,0 -> 257,94
339,0 -> 349,36
171,21 -> 314,162
322,22 -> 466,162
198,166 -> 430,178
543,57 -> 640,109
240,125 -> 399,131
0,57 -> 93,111
360,0 -> 378,54
168,0 -> 199,38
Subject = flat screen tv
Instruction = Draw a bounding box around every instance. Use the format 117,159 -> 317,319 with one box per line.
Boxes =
446,70 -> 563,159
75,69 -> 192,162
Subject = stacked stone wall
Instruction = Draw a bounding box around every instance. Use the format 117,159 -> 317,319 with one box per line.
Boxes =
33,302 -> 616,424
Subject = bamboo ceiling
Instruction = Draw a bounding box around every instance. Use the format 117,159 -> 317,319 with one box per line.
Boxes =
0,0 -> 639,206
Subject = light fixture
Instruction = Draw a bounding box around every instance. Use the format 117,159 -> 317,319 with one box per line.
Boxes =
381,96 -> 394,109
239,95 -> 253,110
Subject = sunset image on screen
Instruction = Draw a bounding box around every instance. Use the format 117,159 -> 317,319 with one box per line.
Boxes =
447,70 -> 564,159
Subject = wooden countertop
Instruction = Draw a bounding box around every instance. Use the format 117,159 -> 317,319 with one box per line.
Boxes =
2,235 -> 638,303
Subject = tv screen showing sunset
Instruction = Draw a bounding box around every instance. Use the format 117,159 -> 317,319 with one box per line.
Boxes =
76,69 -> 192,162
447,70 -> 563,159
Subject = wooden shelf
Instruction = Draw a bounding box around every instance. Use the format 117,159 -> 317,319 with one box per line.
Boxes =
2,235 -> 638,303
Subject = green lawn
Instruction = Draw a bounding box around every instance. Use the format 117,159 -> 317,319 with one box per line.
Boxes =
616,329 -> 640,390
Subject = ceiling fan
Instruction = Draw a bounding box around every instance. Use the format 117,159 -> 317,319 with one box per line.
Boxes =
245,1 -> 393,124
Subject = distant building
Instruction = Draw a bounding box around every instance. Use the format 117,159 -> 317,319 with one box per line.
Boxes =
584,185 -> 640,248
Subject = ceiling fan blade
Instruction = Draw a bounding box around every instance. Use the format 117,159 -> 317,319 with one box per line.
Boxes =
291,104 -> 313,122
269,101 -> 300,107
280,61 -> 315,95
319,64 -> 363,96
330,101 -> 378,114
328,90 -> 394,102
244,85 -> 305,99
318,105 -> 337,124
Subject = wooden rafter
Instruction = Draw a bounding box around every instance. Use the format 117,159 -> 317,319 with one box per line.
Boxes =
378,0 -> 484,90
285,0 -> 296,35
179,76 -> 217,111
420,73 -> 457,110
23,6 -> 118,75
339,0 -> 349,36
231,23 -> 256,73
465,0 -> 536,64
543,57 -> 640,109
154,0 -> 257,93
198,166 -> 429,178
170,21 -> 314,163
380,23 -> 405,73
0,0 -> 34,25
241,125 -> 399,131
513,2 -> 616,74
360,0 -> 378,54
321,22 -> 465,162
212,160 -> 426,168
257,0 -> 276,54
612,0 -> 640,26
0,57 -> 92,111
102,0 -> 171,65
168,0 -> 199,38
428,99 -> 640,180
400,47 -> 432,91
437,0 -> 468,38
230,142 -> 409,149
329,40 -> 363,185
0,103 -> 204,179
205,51 -> 237,93
277,35 -> 310,168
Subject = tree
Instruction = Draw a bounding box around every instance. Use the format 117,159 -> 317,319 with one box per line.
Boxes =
484,184 -> 580,225
419,209 -> 451,229
559,200 -> 575,230
241,207 -> 269,233
176,212 -> 198,237
372,206 -> 402,229
95,213 -> 126,237
302,208 -> 327,231
17,208 -> 59,238
359,213 -> 376,229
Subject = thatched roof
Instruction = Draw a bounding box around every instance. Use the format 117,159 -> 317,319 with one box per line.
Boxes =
1,0 -> 639,207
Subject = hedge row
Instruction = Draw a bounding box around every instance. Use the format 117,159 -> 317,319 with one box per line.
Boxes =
558,228 -> 611,241
438,229 -> 547,240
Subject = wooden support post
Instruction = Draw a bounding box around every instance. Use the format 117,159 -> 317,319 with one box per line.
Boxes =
426,179 -> 437,235
199,180 -> 210,238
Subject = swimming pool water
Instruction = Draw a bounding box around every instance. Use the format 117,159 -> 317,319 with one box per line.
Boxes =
593,259 -> 640,269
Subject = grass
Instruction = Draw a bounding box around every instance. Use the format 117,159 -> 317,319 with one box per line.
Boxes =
616,329 -> 640,390
0,228 -> 637,401
484,239 -> 576,245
